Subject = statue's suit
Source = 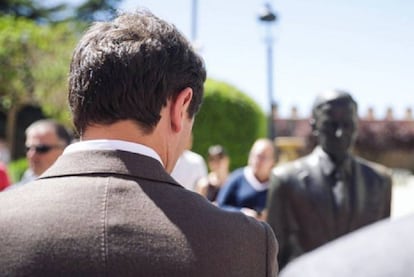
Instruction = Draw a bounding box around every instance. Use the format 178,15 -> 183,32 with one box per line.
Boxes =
266,146 -> 391,269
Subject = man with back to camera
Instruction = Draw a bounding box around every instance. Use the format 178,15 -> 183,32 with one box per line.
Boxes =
0,10 -> 278,276
265,89 -> 391,269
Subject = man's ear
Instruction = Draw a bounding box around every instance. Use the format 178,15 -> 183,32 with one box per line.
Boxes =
170,87 -> 193,133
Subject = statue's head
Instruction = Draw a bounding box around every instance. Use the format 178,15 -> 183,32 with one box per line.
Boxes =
310,89 -> 358,163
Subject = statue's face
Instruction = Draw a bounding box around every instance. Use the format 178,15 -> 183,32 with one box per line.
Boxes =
314,101 -> 358,161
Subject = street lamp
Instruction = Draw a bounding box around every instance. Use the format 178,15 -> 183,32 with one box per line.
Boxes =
258,2 -> 278,140
191,0 -> 198,42
191,0 -> 203,52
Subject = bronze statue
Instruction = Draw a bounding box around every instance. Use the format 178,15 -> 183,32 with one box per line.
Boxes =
265,89 -> 392,269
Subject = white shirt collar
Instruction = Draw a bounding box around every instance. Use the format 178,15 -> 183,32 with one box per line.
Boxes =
243,166 -> 268,192
63,139 -> 164,166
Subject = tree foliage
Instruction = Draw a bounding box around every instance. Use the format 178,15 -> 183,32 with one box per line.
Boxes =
192,79 -> 267,171
0,15 -> 78,158
75,0 -> 121,22
0,0 -> 121,23
0,16 -> 77,123
0,0 -> 123,122
0,0 -> 67,23
0,0 -> 131,159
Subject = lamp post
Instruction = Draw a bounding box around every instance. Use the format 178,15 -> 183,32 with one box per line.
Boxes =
258,2 -> 277,140
191,0 -> 198,42
191,0 -> 203,52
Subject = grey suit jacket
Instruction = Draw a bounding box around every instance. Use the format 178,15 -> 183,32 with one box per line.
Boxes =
0,150 -> 278,276
280,214 -> 414,277
266,147 -> 391,269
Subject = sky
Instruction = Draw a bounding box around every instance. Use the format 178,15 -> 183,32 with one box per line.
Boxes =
46,0 -> 413,119
116,0 -> 413,119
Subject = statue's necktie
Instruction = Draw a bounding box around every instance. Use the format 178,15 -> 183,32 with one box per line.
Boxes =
333,167 -> 346,209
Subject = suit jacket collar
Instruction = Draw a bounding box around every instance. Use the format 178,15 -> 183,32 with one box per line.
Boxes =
38,150 -> 181,188
306,148 -> 360,236
308,151 -> 386,234
314,146 -> 353,177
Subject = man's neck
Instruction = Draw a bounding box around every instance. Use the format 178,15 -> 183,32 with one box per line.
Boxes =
82,120 -> 164,160
82,121 -> 146,142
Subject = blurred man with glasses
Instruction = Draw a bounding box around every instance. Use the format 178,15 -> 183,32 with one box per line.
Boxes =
13,119 -> 72,187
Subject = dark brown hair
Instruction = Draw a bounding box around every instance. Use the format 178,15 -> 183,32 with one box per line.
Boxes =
68,10 -> 206,134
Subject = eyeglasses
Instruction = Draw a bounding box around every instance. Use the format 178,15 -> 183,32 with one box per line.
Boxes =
25,144 -> 63,154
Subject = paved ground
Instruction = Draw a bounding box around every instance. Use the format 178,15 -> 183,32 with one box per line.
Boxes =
391,173 -> 414,219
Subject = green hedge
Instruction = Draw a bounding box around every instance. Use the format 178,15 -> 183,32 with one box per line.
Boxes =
192,79 -> 266,171
7,158 -> 28,183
